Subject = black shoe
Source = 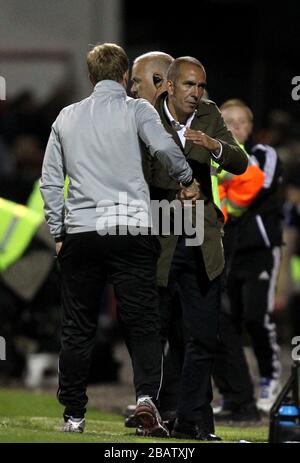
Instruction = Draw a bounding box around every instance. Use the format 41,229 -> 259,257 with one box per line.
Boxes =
171,419 -> 221,441
201,403 -> 215,434
125,414 -> 139,428
161,410 -> 176,433
214,402 -> 261,422
134,397 -> 169,438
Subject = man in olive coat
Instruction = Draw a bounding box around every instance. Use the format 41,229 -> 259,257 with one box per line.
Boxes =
148,56 -> 247,440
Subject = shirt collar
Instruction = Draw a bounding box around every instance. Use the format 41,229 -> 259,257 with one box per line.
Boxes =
163,97 -> 196,131
93,80 -> 126,94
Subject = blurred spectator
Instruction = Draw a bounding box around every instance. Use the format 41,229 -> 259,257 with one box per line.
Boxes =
213,99 -> 283,420
0,90 -> 40,145
255,109 -> 300,168
277,163 -> 300,338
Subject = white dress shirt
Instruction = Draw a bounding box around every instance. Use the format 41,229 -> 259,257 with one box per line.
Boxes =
163,97 -> 223,158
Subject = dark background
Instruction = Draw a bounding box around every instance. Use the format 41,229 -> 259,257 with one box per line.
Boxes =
124,0 -> 300,129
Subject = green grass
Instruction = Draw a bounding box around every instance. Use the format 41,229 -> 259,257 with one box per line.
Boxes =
0,388 -> 268,443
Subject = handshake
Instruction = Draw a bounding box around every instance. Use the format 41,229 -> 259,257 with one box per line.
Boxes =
177,178 -> 201,205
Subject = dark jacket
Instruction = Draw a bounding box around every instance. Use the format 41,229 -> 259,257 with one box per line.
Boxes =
225,143 -> 283,255
148,93 -> 248,286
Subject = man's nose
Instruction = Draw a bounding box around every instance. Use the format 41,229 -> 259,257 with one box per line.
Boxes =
190,86 -> 201,99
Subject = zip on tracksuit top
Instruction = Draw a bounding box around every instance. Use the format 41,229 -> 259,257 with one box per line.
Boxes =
40,80 -> 193,240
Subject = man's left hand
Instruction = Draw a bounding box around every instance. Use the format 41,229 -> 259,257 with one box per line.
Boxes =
56,242 -> 63,256
184,128 -> 220,153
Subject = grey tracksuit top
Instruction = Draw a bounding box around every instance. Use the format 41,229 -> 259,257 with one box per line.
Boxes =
40,80 -> 192,239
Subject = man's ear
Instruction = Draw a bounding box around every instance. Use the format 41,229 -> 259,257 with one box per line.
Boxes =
152,73 -> 163,88
167,79 -> 174,96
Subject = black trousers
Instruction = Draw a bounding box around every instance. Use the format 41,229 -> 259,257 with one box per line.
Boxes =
57,232 -> 163,417
158,284 -> 185,413
170,237 -> 221,427
213,246 -> 281,406
213,310 -> 255,407
227,247 -> 281,379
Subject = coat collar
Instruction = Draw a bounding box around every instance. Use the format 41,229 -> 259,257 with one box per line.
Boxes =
156,92 -> 210,155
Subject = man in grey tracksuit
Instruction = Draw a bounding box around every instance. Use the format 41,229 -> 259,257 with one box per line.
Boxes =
40,43 -> 198,436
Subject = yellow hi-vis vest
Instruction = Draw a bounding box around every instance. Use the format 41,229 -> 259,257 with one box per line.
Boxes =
27,179 -> 45,214
0,175 -> 70,272
291,255 -> 300,288
211,159 -> 221,209
0,183 -> 45,272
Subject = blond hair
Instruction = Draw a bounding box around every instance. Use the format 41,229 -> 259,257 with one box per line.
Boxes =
220,99 -> 253,122
87,43 -> 128,83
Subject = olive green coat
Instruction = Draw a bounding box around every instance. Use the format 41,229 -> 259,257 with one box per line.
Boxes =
148,93 -> 248,287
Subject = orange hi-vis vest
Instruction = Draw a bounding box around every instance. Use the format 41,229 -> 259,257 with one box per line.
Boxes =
218,146 -> 265,223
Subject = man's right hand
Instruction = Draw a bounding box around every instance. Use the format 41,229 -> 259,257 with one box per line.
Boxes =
177,179 -> 201,204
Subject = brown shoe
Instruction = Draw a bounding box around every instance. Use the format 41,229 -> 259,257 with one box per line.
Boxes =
133,397 -> 169,438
